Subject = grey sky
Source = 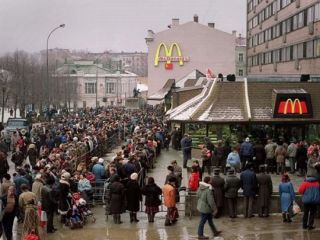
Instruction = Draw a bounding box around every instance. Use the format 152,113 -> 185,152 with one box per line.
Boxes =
0,0 -> 246,54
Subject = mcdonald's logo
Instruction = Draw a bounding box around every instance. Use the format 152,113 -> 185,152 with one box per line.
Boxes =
277,98 -> 308,115
154,43 -> 190,70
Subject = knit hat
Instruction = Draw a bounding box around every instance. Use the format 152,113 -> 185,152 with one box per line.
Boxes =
130,173 -> 138,181
98,158 -> 104,164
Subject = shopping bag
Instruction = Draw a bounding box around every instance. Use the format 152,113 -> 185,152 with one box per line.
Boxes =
292,201 -> 301,216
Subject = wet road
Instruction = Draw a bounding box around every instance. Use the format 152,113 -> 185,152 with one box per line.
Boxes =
44,149 -> 320,240
9,148 -> 320,239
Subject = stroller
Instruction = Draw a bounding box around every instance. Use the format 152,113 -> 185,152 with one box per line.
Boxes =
67,192 -> 96,229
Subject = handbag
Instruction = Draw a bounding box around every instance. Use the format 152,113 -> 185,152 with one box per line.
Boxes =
292,201 -> 301,216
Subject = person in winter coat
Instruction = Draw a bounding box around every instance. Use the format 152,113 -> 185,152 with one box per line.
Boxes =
253,142 -> 266,172
126,173 -> 142,223
188,166 -> 200,191
256,165 -> 273,217
141,177 -> 162,222
224,168 -> 241,218
27,144 -> 38,168
196,176 -> 221,239
11,146 -> 24,170
275,143 -> 287,175
287,140 -> 297,174
214,141 -> 225,173
0,150 -> 9,182
77,174 -> 92,201
41,176 -> 58,233
109,175 -> 126,224
1,186 -> 18,240
181,134 -> 192,168
210,168 -> 225,218
306,149 -> 320,180
92,158 -> 106,181
162,177 -> 178,226
226,147 -> 241,172
240,163 -> 257,218
58,171 -> 71,224
298,176 -> 320,230
31,174 -> 44,204
264,139 -> 276,173
240,137 -> 253,170
201,146 -> 212,175
279,173 -> 295,223
296,141 -> 308,176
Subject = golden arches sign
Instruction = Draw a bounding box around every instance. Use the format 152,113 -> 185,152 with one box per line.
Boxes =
284,98 -> 303,114
154,43 -> 189,67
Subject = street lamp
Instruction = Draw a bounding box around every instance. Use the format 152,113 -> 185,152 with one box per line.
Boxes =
46,24 -> 65,110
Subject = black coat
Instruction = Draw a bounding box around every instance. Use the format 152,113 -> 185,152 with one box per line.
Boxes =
58,181 -> 70,214
224,175 -> 241,198
211,175 -> 225,207
125,180 -> 142,212
296,146 -> 308,169
141,183 -> 162,207
41,185 -> 57,212
109,181 -> 126,214
240,169 -> 258,197
27,148 -> 38,167
256,173 -> 273,207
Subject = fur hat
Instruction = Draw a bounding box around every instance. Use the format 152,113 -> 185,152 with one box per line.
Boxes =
130,173 -> 138,181
61,172 -> 71,180
98,158 -> 104,164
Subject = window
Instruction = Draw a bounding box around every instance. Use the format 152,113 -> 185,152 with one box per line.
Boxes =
282,21 -> 287,34
293,45 -> 298,60
286,18 -> 292,33
297,43 -> 305,59
281,48 -> 286,61
273,1 -> 277,15
106,82 -> 116,94
85,82 -> 96,94
273,49 -> 281,63
239,53 -> 244,62
308,6 -> 315,24
298,12 -> 304,28
314,39 -> 320,57
315,3 -> 320,22
306,41 -> 314,58
239,69 -> 244,76
292,15 -> 298,30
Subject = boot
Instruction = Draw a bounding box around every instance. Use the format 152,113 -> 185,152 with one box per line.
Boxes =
130,212 -> 134,223
113,215 -> 117,224
147,214 -> 152,222
133,212 -> 139,222
282,213 -> 287,222
286,213 -> 292,223
151,213 -> 155,223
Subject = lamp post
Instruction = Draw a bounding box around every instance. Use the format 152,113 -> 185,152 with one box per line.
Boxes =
46,24 -> 65,110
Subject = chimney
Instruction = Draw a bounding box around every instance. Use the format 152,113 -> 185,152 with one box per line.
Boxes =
208,23 -> 215,28
145,30 -> 154,45
232,30 -> 237,37
172,18 -> 180,27
194,14 -> 199,23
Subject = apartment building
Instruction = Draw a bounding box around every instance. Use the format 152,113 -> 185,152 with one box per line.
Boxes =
247,0 -> 320,80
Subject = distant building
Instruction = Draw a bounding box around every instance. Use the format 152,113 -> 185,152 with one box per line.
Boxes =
55,60 -> 137,108
247,0 -> 320,81
235,33 -> 247,77
146,15 -> 237,99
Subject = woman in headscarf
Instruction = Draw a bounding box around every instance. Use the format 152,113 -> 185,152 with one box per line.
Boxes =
109,175 -> 126,224
279,174 -> 295,223
125,173 -> 142,223
141,177 -> 162,222
58,171 -> 71,224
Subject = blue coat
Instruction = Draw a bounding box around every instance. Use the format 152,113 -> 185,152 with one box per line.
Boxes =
181,137 -> 192,153
92,163 -> 105,181
240,142 -> 253,157
227,152 -> 241,169
279,182 -> 295,212
240,169 -> 257,197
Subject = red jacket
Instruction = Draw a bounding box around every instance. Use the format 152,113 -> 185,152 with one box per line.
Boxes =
189,172 -> 200,191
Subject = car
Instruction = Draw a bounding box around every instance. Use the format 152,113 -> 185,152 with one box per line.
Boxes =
4,118 -> 30,135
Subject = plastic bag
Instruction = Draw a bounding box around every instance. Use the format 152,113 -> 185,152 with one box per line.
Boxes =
293,201 -> 301,215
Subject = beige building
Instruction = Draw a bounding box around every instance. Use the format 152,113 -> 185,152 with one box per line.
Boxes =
146,16 -> 236,98
55,61 -> 137,108
247,0 -> 320,80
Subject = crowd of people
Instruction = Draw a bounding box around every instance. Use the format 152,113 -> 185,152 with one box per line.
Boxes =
0,106 -> 171,239
181,135 -> 320,239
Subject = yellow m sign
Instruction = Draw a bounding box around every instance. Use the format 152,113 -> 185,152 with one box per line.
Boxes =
154,43 -> 185,68
284,98 -> 303,114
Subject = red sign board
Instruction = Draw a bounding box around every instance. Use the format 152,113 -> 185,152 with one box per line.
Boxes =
273,93 -> 313,118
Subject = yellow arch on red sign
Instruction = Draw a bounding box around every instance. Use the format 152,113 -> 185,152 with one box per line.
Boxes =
154,43 -> 184,66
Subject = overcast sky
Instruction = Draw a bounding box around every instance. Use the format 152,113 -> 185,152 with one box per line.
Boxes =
0,0 -> 246,54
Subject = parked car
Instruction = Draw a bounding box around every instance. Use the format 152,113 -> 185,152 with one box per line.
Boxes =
4,118 -> 30,135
